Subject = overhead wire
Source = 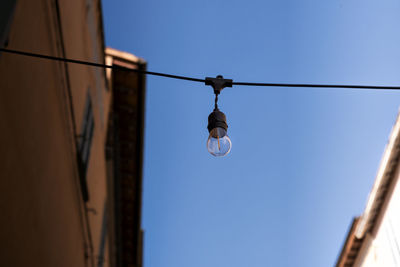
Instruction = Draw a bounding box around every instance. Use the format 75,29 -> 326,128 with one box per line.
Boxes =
232,81 -> 400,90
1,47 -> 400,90
0,48 -> 205,83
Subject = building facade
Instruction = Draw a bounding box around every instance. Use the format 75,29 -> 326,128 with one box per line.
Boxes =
336,113 -> 400,266
105,48 -> 146,267
0,1 -> 146,267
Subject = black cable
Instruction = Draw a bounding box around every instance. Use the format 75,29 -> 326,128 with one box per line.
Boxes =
0,48 -> 205,83
233,81 -> 400,90
2,47 -> 400,90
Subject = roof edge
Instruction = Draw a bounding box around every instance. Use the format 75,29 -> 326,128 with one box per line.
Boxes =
355,109 -> 400,238
105,47 -> 146,65
336,217 -> 362,267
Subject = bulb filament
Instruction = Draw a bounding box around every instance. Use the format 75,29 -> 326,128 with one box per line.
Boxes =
217,135 -> 220,150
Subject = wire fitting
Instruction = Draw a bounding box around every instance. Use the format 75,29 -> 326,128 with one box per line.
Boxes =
205,75 -> 232,109
205,75 -> 233,95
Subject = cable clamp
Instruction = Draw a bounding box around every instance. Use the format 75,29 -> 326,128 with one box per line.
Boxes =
205,75 -> 233,95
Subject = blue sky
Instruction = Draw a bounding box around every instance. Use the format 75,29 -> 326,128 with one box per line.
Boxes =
102,1 -> 400,266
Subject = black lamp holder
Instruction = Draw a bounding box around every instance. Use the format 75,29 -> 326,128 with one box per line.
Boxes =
205,75 -> 232,132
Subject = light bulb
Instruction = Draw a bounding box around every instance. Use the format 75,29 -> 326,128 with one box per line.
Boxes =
207,127 -> 232,157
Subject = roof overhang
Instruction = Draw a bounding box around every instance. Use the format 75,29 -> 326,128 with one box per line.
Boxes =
355,110 -> 400,238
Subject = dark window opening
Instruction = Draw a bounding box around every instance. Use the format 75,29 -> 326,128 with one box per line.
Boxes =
0,0 -> 17,48
78,89 -> 94,201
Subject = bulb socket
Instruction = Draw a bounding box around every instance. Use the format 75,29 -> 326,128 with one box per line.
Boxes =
207,108 -> 228,132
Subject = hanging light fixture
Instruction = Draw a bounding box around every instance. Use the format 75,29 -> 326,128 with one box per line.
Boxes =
205,75 -> 233,157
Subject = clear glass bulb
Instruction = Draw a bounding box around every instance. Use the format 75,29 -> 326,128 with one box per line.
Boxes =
207,127 -> 232,157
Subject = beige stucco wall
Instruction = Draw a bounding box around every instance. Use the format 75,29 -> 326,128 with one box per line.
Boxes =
0,0 -> 111,266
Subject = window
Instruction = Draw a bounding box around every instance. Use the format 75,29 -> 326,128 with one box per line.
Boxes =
0,0 -> 17,47
78,89 -> 95,201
